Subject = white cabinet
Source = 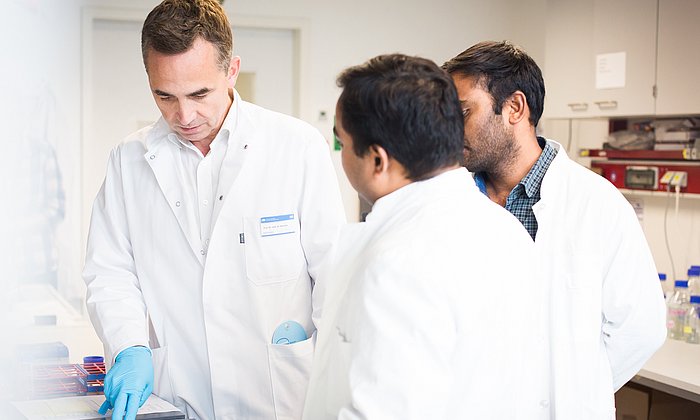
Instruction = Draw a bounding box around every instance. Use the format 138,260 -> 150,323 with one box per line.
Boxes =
655,0 -> 700,116
543,0 -> 594,118
544,0 -> 658,118
590,0 -> 657,117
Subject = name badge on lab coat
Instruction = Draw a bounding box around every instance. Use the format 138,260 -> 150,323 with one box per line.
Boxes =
260,214 -> 296,237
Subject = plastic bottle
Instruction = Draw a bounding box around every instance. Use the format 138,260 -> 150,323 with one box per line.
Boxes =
667,280 -> 690,340
685,296 -> 700,344
659,273 -> 669,299
688,267 -> 700,296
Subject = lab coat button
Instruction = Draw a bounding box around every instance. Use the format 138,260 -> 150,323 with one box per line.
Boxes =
200,249 -> 206,255
149,155 -> 155,160
203,199 -> 209,206
175,201 -> 181,207
539,400 -> 549,409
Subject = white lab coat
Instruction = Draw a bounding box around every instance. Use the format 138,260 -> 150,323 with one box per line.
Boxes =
303,168 -> 546,420
533,140 -> 666,420
84,93 -> 346,420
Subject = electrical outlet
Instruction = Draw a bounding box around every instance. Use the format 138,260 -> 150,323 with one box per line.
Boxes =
671,171 -> 688,187
660,171 -> 675,185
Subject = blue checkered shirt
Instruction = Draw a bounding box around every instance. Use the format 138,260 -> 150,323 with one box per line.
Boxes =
474,137 -> 557,240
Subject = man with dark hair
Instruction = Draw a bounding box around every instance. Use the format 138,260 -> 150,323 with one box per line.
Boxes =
83,0 -> 345,419
444,41 -> 666,419
302,54 -> 541,419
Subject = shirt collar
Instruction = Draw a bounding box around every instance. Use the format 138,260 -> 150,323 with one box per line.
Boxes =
474,172 -> 488,195
165,88 -> 239,154
518,136 -> 556,199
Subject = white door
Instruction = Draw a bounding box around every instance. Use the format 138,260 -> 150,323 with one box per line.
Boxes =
234,27 -> 296,116
82,17 -> 159,249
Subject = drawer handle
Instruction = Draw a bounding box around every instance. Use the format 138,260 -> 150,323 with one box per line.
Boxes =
594,100 -> 618,109
567,102 -> 588,111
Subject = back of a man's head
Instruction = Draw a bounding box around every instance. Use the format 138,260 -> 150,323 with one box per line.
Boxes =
337,54 -> 464,181
442,41 -> 545,128
141,0 -> 233,72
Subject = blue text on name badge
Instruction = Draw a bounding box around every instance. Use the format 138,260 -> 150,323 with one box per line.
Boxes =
260,214 -> 296,237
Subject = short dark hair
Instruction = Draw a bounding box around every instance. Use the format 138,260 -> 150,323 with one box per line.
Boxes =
442,41 -> 545,127
337,54 -> 464,181
142,0 -> 233,72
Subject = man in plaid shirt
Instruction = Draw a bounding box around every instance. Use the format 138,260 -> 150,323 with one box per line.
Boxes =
443,41 -> 666,420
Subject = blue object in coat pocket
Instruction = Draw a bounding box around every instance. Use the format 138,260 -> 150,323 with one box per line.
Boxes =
272,320 -> 308,345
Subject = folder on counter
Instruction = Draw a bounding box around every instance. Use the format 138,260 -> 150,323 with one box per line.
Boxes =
7,394 -> 186,419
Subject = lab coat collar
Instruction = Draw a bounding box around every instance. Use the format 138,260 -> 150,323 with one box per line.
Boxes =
209,90 -> 254,229
143,119 -> 171,153
366,167 -> 474,223
143,138 -> 205,266
533,138 -> 570,218
539,139 -> 569,196
215,88 -> 241,143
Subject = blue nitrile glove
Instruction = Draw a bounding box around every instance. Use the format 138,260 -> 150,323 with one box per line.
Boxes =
98,346 -> 154,420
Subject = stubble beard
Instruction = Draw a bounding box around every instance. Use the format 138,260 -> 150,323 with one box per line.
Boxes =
463,118 -> 519,179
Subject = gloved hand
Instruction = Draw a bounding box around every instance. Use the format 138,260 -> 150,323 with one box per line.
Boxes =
98,346 -> 154,420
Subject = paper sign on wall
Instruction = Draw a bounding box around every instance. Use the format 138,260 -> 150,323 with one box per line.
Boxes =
596,52 -> 626,89
627,197 -> 644,224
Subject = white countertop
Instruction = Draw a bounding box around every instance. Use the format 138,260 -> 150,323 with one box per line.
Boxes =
7,284 -> 104,364
632,338 -> 700,403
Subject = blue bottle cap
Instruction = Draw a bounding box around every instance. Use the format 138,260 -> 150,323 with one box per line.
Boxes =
675,280 -> 689,288
271,321 -> 307,345
659,273 -> 667,280
691,296 -> 700,304
688,268 -> 700,277
83,356 -> 104,364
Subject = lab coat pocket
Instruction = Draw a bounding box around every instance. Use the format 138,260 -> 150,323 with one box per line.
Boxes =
267,332 -> 316,420
243,214 -> 305,285
567,253 -> 601,346
566,252 -> 600,290
151,346 -> 175,404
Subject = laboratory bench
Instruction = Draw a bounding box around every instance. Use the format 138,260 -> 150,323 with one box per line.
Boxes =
10,284 -> 104,364
616,339 -> 700,420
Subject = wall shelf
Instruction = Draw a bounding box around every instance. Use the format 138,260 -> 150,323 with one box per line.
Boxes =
620,189 -> 700,201
581,148 -> 700,161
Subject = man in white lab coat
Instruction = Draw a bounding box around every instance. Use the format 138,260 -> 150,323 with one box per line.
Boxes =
443,41 -> 667,419
83,1 -> 345,419
303,54 -> 544,419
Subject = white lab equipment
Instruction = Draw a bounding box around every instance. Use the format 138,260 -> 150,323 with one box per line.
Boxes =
684,295 -> 700,344
688,267 -> 700,296
659,273 -> 670,299
667,280 -> 690,340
